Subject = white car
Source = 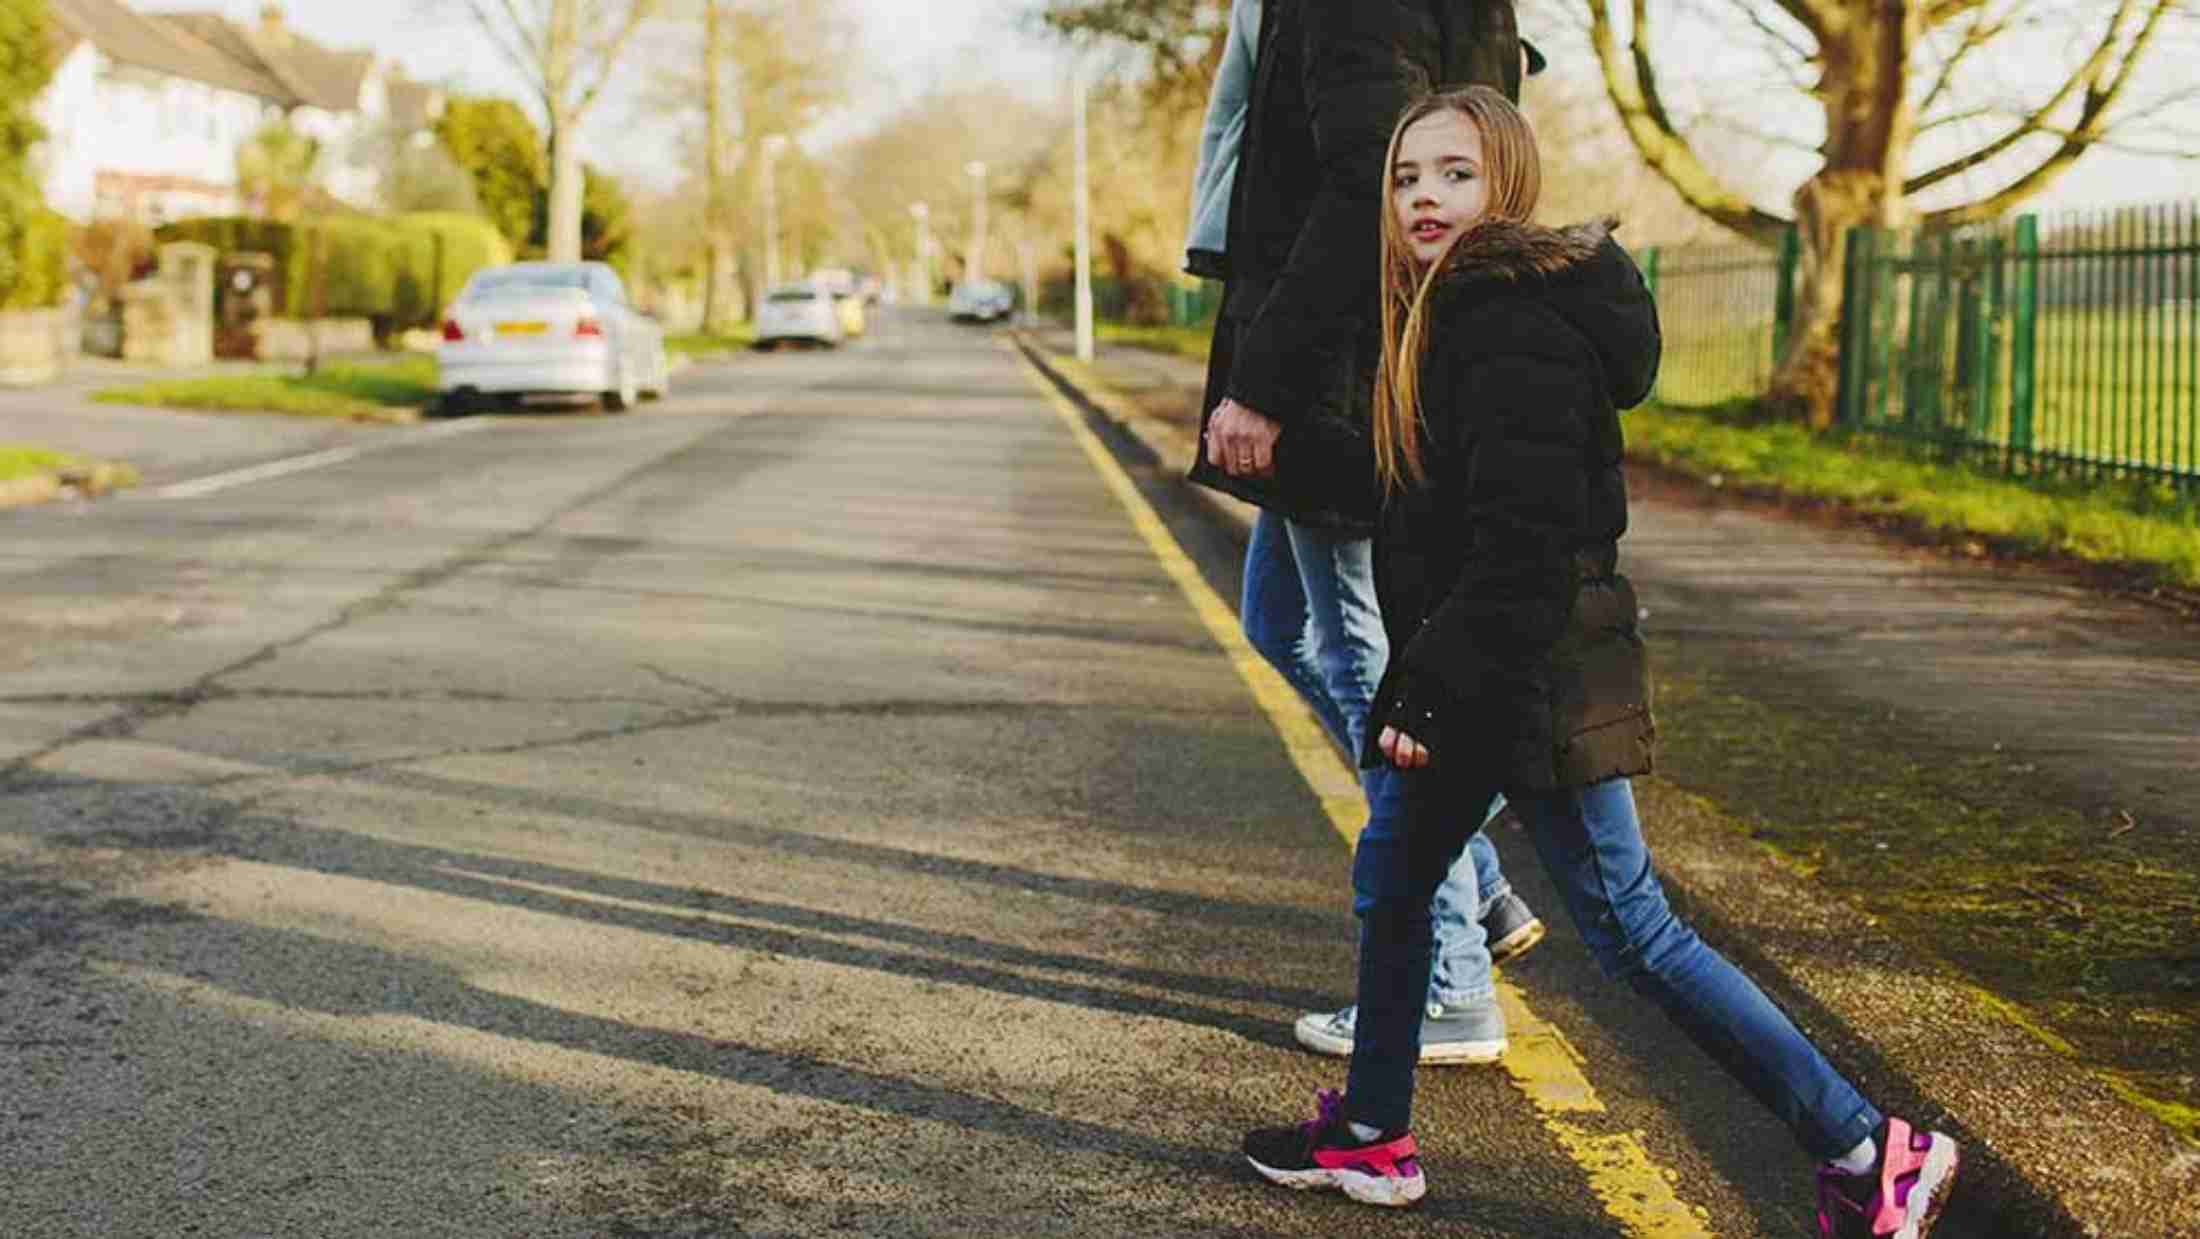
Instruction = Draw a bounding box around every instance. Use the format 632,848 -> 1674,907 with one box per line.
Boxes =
947,279 -> 1015,323
754,281 -> 844,348
437,261 -> 669,414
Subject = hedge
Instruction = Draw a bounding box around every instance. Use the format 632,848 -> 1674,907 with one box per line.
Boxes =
0,205 -> 65,310
155,211 -> 513,331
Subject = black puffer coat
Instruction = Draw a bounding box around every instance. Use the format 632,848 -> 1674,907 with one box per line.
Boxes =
1193,0 -> 1523,530
1360,219 -> 1663,791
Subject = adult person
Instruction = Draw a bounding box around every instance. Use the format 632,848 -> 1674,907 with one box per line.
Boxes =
1187,0 -> 1544,1064
1240,88 -> 1962,1237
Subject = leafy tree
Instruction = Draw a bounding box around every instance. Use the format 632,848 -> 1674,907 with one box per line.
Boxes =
1039,0 -> 1225,119
0,0 -> 60,307
645,0 -> 853,325
434,95 -> 547,251
452,0 -> 659,263
353,119 -> 480,215
236,120 -> 323,222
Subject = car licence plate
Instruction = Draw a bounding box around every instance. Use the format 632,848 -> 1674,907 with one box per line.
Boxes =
495,321 -> 548,336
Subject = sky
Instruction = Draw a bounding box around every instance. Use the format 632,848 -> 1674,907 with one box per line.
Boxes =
147,1 -> 2191,215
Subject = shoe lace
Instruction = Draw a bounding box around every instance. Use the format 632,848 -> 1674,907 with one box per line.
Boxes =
1301,1088 -> 1345,1144
1813,1166 -> 1869,1236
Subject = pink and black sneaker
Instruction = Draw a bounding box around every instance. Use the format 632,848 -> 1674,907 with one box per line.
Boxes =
1815,1117 -> 1960,1239
1242,1088 -> 1426,1208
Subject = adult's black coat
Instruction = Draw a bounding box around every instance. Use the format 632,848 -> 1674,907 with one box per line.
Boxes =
1193,0 -> 1523,529
1361,218 -> 1664,792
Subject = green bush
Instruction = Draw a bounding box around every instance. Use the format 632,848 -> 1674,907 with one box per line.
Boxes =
156,216 -> 299,306
1,206 -> 64,310
159,211 -> 514,332
391,211 -> 512,325
0,0 -> 58,307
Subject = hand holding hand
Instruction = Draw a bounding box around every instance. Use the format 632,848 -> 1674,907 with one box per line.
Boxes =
1379,725 -> 1430,769
1205,398 -> 1280,478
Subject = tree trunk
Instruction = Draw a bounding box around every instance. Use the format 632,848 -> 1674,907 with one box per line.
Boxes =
543,0 -> 584,263
701,2 -> 731,331
1766,4 -> 1920,430
547,120 -> 585,264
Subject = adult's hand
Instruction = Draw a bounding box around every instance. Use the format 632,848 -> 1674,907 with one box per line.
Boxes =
1205,398 -> 1280,478
1379,725 -> 1430,769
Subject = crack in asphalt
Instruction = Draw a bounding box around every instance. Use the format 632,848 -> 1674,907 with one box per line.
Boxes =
2,697 -> 1236,802
1,413 -> 786,789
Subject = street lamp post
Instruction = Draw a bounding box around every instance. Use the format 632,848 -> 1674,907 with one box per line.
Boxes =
760,134 -> 789,288
909,201 -> 932,305
965,160 -> 988,284
1072,54 -> 1094,363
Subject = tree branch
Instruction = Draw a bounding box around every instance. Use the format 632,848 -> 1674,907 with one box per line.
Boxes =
573,0 -> 662,119
1764,0 -> 1834,43
1583,0 -> 1788,239
1914,1 -> 2006,119
1904,0 -> 2137,195
1925,0 -> 1992,26
467,0 -> 553,103
1721,0 -> 1817,67
1925,0 -> 2181,225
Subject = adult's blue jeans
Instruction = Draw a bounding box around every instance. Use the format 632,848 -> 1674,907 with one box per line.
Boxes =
1346,774 -> 1883,1161
1239,510 -> 1505,1006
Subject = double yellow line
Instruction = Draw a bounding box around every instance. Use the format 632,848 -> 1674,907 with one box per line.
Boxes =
1015,347 -> 1714,1238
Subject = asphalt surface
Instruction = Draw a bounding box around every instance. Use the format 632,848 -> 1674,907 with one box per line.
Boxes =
0,309 -> 2186,1236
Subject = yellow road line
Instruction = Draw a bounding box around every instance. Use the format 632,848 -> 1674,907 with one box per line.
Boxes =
1015,346 -> 1713,1238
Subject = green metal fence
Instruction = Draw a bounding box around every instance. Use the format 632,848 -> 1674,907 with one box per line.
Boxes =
1636,233 -> 1796,408
1839,202 -> 2200,487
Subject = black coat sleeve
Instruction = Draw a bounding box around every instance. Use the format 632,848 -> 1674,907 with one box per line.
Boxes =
1224,4 -> 1430,426
1391,340 -> 1598,736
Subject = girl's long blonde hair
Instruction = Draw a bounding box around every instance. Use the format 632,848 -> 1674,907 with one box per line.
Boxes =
1372,86 -> 1542,495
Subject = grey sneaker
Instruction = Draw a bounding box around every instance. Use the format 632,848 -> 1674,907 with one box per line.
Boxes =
1292,998 -> 1506,1065
1480,892 -> 1546,964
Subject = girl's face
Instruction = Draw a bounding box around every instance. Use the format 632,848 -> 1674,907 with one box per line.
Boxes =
1392,110 -> 1491,268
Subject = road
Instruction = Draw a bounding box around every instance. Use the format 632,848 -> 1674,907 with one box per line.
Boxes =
0,308 -> 2058,1236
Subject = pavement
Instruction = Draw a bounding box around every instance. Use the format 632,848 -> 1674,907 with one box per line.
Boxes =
0,351 -> 410,496
1018,324 -> 2200,1236
0,309 -> 2193,1237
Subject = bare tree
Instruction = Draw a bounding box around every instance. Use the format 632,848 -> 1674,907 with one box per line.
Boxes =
456,0 -> 660,263
644,0 -> 850,326
1564,0 -> 2195,426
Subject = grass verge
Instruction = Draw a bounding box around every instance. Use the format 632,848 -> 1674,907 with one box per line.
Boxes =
92,355 -> 436,422
666,326 -> 757,357
0,442 -> 138,500
1629,402 -> 2200,591
0,444 -> 82,484
1097,321 -> 1213,363
1651,653 -> 2200,1141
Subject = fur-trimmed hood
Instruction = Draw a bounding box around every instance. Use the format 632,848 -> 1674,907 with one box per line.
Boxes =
1432,217 -> 1662,409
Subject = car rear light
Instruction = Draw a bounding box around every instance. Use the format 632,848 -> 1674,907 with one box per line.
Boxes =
441,319 -> 464,342
574,317 -> 604,337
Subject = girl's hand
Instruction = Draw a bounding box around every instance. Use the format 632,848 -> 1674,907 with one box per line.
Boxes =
1379,725 -> 1430,769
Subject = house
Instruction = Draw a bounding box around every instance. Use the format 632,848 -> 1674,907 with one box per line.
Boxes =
36,0 -> 446,224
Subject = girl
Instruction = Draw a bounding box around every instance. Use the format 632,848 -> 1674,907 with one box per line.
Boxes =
1239,86 -> 1961,1239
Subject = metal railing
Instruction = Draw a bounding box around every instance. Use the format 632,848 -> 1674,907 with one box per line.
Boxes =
1839,203 -> 2199,487
1640,200 -> 2200,490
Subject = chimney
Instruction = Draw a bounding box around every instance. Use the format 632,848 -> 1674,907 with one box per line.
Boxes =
258,3 -> 288,43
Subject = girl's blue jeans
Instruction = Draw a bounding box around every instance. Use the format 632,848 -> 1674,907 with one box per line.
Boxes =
1239,510 -> 1505,1006
1346,772 -> 1883,1160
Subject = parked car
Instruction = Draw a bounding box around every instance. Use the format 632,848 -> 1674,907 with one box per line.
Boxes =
437,261 -> 668,414
947,279 -> 1015,323
834,290 -> 868,338
754,281 -> 844,348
